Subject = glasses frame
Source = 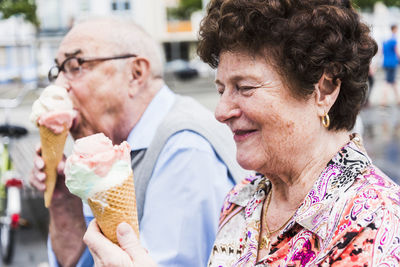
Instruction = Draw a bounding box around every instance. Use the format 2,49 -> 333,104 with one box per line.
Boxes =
48,54 -> 137,82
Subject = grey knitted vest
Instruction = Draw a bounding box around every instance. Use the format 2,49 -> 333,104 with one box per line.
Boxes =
131,95 -> 249,222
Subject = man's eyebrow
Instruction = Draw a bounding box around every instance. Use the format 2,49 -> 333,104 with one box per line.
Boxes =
55,49 -> 82,65
214,79 -> 223,85
65,49 -> 82,58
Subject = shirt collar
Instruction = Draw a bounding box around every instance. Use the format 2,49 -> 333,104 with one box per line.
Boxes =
293,134 -> 372,240
126,85 -> 176,151
228,134 -> 372,240
229,175 -> 269,207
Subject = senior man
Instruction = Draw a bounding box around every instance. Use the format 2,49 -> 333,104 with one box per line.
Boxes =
30,17 -> 246,267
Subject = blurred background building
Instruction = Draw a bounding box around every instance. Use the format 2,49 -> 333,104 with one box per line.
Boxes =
0,14 -> 37,83
1,0 -> 400,84
0,0 -> 217,85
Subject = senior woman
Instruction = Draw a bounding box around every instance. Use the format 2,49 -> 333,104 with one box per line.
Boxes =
84,0 -> 400,266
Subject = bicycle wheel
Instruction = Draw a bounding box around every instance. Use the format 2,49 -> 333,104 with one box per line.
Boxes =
1,223 -> 14,264
0,185 -> 20,264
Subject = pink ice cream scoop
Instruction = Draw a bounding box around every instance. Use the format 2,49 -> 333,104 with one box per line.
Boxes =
30,85 -> 74,134
66,133 -> 131,177
65,133 -> 132,201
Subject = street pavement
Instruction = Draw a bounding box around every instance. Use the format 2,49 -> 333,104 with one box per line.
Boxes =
360,70 -> 400,184
0,70 -> 400,266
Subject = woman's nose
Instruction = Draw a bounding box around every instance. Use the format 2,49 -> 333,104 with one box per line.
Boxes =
215,93 -> 241,123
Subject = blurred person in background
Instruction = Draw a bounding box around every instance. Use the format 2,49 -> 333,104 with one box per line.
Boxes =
364,64 -> 376,107
382,24 -> 400,106
84,0 -> 400,266
29,17 -> 247,267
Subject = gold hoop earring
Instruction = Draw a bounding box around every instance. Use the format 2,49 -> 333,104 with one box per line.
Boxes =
321,113 -> 330,128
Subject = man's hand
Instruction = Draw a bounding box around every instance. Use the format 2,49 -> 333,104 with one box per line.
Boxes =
84,220 -> 157,267
29,144 -> 70,199
30,143 -> 87,267
29,145 -> 46,192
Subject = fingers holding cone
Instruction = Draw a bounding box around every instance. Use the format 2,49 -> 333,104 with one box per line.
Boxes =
84,220 -> 156,267
87,172 -> 139,243
30,149 -> 46,192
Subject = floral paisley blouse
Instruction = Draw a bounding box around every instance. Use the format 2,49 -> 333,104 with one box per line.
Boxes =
208,135 -> 400,266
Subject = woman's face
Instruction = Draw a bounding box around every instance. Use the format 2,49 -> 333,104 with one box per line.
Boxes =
215,51 -> 319,175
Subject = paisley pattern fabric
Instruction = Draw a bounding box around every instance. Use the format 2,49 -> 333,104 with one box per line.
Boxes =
208,135 -> 400,266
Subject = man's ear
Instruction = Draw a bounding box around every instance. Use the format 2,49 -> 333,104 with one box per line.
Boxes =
314,73 -> 341,116
128,57 -> 151,96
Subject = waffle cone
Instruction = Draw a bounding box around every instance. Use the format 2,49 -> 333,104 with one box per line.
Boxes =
39,125 -> 68,208
87,172 -> 139,243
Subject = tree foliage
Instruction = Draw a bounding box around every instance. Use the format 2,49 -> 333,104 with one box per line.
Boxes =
0,0 -> 39,28
167,0 -> 202,20
353,0 -> 400,10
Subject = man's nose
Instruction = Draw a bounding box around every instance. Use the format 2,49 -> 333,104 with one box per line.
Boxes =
54,72 -> 71,92
215,92 -> 241,123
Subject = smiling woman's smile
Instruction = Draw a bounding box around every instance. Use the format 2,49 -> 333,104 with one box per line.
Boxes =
233,129 -> 257,142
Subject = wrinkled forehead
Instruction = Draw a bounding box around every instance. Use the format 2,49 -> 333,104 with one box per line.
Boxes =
57,24 -> 113,60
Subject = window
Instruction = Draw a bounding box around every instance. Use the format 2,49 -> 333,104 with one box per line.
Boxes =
111,0 -> 131,11
81,0 -> 90,12
0,47 -> 7,68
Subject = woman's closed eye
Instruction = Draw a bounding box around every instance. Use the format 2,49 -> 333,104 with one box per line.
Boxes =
235,84 -> 258,96
216,85 -> 257,96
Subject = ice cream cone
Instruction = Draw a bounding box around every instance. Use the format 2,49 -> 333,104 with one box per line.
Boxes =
39,125 -> 68,208
88,172 -> 139,243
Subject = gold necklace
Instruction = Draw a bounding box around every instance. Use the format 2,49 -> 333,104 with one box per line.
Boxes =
258,190 -> 294,250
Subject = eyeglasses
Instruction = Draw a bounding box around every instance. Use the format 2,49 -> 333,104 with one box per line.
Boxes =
48,54 -> 137,82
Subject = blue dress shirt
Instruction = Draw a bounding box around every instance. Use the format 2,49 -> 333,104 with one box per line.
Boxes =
48,86 -> 235,266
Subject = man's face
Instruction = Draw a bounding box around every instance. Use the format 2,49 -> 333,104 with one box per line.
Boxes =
54,26 -> 131,141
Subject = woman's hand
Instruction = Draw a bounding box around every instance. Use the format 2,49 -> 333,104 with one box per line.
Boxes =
84,220 -> 157,267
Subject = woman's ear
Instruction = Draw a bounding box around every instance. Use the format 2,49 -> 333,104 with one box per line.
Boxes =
314,73 -> 341,116
128,57 -> 151,96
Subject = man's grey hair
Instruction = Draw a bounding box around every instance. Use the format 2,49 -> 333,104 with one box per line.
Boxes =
74,16 -> 164,79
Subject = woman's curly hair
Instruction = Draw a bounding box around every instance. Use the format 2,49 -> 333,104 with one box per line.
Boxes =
197,0 -> 377,131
